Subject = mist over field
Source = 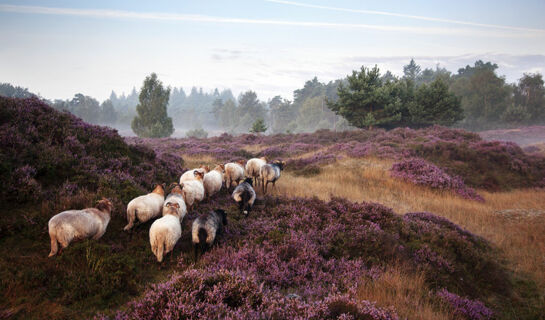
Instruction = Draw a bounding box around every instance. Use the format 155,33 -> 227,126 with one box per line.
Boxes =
1,1 -> 545,319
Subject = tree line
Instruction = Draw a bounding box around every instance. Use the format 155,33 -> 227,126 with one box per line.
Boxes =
1,58 -> 544,137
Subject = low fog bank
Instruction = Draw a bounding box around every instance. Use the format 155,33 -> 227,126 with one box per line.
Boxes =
479,126 -> 545,147
113,124 -> 226,139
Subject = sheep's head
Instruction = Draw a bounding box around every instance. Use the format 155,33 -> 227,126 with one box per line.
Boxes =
169,182 -> 183,195
200,165 -> 211,173
164,202 -> 181,216
194,170 -> 205,180
95,198 -> 113,213
243,177 -> 253,186
215,164 -> 225,173
152,183 -> 166,196
260,156 -> 267,162
274,160 -> 286,170
215,208 -> 227,225
236,159 -> 246,166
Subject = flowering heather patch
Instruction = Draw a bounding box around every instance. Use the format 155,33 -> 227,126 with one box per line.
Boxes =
390,159 -> 484,201
0,97 -> 183,205
100,195 -> 506,319
97,269 -> 399,320
287,151 -> 338,173
259,142 -> 323,158
437,288 -> 494,320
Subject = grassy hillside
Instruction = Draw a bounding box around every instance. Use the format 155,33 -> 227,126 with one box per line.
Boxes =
1,97 -> 544,319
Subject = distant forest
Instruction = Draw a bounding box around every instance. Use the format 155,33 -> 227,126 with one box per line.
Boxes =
1,59 -> 544,135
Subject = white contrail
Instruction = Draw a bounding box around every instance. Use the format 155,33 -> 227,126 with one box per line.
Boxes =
266,0 -> 545,34
0,4 -> 539,38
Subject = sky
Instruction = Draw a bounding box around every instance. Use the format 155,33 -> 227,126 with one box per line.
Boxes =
1,0 -> 545,102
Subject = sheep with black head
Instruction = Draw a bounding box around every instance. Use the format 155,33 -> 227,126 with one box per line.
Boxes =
232,177 -> 256,216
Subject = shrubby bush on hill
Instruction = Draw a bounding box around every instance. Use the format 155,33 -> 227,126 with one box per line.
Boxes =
391,159 -> 484,201
0,97 -> 183,205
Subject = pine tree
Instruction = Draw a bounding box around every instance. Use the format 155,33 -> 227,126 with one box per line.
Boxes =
131,73 -> 174,138
250,118 -> 267,133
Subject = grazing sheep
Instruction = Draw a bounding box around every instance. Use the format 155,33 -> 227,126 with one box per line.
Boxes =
124,184 -> 165,231
149,202 -> 182,262
181,171 -> 205,211
232,177 -> 256,216
224,160 -> 245,189
203,164 -> 225,199
260,160 -> 285,194
163,183 -> 187,221
180,165 -> 210,183
245,157 -> 267,186
192,209 -> 227,260
48,198 -> 113,257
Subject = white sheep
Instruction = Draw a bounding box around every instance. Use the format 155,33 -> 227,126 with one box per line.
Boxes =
180,165 -> 210,183
124,184 -> 165,231
163,183 -> 187,221
245,157 -> 267,186
192,209 -> 227,260
260,160 -> 285,194
232,177 -> 256,216
224,160 -> 245,189
149,202 -> 182,262
181,170 -> 205,211
48,198 -> 113,257
203,164 -> 225,199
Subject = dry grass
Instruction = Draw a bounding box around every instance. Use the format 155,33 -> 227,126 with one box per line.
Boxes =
276,158 -> 545,288
357,265 -> 451,320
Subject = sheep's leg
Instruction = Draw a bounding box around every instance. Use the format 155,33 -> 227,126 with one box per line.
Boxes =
48,233 -> 58,257
273,181 -> 277,193
193,245 -> 197,261
124,208 -> 137,231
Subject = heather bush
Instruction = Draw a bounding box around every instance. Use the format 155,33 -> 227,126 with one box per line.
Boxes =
390,158 -> 484,201
437,288 -> 494,320
0,97 -> 183,206
97,269 -> 399,320
99,195 -> 508,319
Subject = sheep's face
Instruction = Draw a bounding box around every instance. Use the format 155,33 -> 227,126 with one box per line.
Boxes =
200,165 -> 210,173
194,170 -> 205,180
260,157 -> 267,162
215,164 -> 225,173
95,198 -> 113,213
236,159 -> 246,166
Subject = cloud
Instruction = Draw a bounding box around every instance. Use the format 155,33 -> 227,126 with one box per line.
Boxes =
265,0 -> 545,34
0,4 -> 540,38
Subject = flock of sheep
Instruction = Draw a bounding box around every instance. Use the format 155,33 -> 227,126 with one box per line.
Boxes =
47,157 -> 286,262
